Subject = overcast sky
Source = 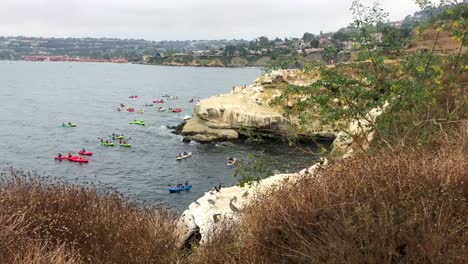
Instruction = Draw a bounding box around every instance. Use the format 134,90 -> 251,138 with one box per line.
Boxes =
0,0 -> 420,41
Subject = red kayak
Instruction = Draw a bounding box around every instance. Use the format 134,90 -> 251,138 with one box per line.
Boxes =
126,108 -> 135,112
68,156 -> 88,163
54,156 -> 69,160
153,100 -> 165,103
78,150 -> 93,156
129,95 -> 138,99
172,108 -> 182,113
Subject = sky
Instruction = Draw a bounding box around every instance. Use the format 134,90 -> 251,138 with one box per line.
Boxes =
0,0 -> 421,41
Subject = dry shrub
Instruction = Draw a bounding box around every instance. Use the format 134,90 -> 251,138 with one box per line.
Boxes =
0,171 -> 179,264
197,123 -> 468,263
12,242 -> 82,264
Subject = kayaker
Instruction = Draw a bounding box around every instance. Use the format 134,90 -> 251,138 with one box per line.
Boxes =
82,148 -> 86,153
58,153 -> 62,158
100,138 -> 104,142
183,151 -> 188,156
68,122 -> 72,126
68,153 -> 72,158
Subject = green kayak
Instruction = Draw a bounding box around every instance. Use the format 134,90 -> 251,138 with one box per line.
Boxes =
101,142 -> 115,146
129,120 -> 145,125
120,144 -> 132,147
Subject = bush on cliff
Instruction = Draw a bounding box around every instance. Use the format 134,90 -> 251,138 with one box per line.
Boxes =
192,122 -> 467,264
0,170 -> 179,264
273,1 -> 467,153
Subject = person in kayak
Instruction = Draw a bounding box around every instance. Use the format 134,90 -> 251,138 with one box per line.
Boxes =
57,153 -> 62,158
67,153 -> 72,158
100,138 -> 104,142
82,148 -> 86,153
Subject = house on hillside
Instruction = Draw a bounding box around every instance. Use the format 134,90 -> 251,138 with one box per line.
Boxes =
319,37 -> 333,48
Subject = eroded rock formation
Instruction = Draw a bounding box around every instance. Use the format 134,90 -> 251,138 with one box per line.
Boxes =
181,70 -> 335,142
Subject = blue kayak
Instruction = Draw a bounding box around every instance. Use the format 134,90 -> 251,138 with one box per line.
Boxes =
168,185 -> 192,193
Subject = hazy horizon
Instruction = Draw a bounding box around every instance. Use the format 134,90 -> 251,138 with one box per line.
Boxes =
1,0 -> 421,41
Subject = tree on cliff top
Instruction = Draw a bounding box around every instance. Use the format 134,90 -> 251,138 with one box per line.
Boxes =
272,0 -> 467,154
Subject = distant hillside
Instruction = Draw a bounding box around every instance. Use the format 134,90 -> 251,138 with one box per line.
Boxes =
0,36 -> 248,61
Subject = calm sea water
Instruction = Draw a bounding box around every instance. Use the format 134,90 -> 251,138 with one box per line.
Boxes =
0,61 -> 319,211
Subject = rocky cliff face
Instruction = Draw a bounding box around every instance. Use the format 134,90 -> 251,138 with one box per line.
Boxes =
177,102 -> 388,247
181,69 -> 335,142
177,69 -> 389,247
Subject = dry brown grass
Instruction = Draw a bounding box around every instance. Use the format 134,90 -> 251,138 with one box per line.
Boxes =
0,170 -> 179,264
195,123 -> 468,264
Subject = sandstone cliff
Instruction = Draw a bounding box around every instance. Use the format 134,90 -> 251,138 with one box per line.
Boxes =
181,69 -> 336,142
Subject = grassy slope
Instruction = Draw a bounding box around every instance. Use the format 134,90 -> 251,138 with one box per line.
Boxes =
190,123 -> 467,264
0,171 -> 179,263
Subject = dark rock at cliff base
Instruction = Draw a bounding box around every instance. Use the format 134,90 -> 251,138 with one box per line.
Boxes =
168,121 -> 186,135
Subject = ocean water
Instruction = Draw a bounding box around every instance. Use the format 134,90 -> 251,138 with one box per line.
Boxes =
0,61 -> 319,211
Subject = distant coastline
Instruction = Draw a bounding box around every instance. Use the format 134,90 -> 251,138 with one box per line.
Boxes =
3,57 -> 265,68
22,55 -> 128,64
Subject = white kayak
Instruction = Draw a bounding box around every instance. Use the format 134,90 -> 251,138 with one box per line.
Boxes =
176,152 -> 192,160
227,158 -> 237,166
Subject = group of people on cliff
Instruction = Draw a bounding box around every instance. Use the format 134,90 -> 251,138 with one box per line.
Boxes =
232,84 -> 247,93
